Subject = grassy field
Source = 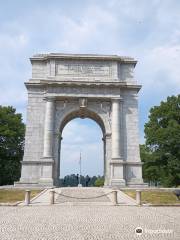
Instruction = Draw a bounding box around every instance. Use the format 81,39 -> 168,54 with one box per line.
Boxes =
0,189 -> 42,203
123,190 -> 180,204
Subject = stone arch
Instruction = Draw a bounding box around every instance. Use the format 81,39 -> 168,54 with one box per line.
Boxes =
59,108 -> 106,136
54,100 -> 111,138
17,53 -> 145,188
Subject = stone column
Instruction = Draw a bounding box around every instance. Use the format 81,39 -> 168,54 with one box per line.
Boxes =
43,97 -> 55,158
110,98 -> 125,186
54,134 -> 63,186
111,98 -> 123,159
104,133 -> 111,186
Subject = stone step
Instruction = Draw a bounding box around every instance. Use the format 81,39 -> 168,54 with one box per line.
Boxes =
56,187 -> 111,203
19,187 -> 137,206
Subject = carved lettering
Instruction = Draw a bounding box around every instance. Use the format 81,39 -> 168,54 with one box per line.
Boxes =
56,60 -> 112,77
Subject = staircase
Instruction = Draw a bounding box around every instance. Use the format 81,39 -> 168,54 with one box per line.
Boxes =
23,187 -> 137,206
56,187 -> 111,204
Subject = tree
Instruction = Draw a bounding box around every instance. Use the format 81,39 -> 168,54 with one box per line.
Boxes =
140,144 -> 160,184
94,176 -> 104,187
143,95 -> 180,187
89,176 -> 98,186
59,175 -> 100,187
0,106 -> 25,185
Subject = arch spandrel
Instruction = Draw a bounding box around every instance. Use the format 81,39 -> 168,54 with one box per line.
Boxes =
59,110 -> 105,135
54,99 -> 111,136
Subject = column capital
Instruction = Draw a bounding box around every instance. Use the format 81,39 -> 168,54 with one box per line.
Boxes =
104,133 -> 111,139
111,97 -> 123,102
43,96 -> 56,102
54,132 -> 63,140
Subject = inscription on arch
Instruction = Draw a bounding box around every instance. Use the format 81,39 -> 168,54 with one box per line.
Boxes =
56,60 -> 112,77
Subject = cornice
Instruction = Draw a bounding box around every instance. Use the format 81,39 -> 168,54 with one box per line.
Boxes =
30,53 -> 137,65
25,80 -> 141,91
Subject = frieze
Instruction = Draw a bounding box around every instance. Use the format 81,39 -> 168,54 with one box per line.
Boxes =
56,60 -> 112,78
46,85 -> 120,96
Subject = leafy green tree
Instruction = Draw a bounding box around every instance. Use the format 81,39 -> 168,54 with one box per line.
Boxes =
143,95 -> 180,187
0,106 -> 25,185
94,176 -> 104,187
140,144 -> 159,184
89,176 -> 98,186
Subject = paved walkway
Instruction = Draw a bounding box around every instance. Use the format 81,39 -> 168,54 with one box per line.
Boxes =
0,205 -> 179,239
28,187 -> 137,206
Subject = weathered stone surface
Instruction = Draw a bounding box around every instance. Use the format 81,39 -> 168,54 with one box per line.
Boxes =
16,53 -> 146,187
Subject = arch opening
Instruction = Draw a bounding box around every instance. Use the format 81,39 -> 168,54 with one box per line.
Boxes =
57,109 -> 106,187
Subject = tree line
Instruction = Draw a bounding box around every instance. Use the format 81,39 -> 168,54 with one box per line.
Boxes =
59,174 -> 104,187
140,95 -> 180,187
0,95 -> 179,187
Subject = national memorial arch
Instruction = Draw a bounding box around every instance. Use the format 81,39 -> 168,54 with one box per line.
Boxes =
16,53 -> 145,187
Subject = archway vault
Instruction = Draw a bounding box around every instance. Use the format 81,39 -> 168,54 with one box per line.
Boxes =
59,108 -> 106,136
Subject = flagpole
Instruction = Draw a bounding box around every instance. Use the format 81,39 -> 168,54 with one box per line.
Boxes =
78,151 -> 82,187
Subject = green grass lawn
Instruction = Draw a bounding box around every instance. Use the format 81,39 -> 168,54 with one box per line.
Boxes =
123,190 -> 180,204
0,189 -> 42,203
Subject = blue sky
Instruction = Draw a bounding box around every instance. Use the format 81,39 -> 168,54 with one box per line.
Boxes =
0,0 -> 180,177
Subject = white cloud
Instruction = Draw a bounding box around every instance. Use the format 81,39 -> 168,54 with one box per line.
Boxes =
138,44 -> 180,90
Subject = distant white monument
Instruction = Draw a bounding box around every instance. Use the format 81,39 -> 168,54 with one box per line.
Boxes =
16,53 -> 145,187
